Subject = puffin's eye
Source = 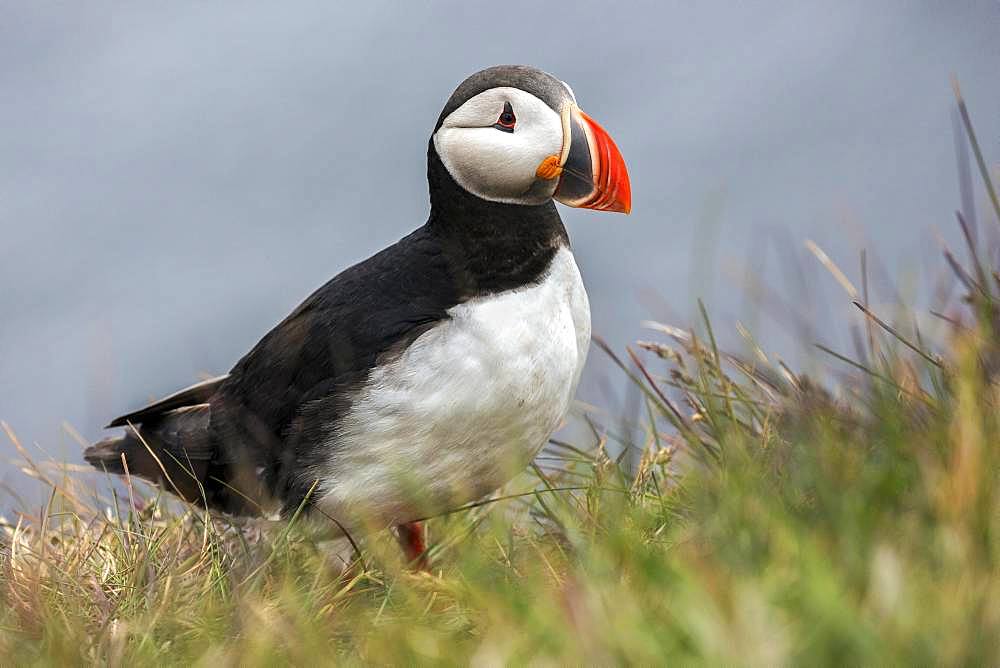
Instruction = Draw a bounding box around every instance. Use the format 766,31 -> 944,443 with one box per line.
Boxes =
493,102 -> 516,133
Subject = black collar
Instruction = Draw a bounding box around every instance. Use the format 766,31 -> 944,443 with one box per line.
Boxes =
424,141 -> 569,296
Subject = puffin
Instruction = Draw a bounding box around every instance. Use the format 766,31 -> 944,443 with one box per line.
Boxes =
84,65 -> 631,566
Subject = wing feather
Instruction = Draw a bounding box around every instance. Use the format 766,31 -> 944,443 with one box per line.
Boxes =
106,374 -> 228,427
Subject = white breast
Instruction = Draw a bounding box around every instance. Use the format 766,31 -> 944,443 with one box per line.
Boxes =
310,246 -> 590,531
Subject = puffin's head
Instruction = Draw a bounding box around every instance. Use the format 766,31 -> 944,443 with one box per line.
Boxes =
432,65 -> 631,214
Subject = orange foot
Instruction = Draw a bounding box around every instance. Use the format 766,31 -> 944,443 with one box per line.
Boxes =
395,521 -> 429,570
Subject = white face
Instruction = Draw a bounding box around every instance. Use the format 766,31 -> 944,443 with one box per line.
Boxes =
433,87 -> 565,206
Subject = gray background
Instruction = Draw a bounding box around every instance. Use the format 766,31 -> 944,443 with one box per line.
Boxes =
2,1 -> 999,497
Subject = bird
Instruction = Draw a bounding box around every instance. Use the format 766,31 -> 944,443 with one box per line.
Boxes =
84,65 -> 631,567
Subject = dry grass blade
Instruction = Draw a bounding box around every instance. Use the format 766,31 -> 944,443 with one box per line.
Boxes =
806,239 -> 859,299
851,301 -> 943,368
952,76 -> 1000,224
956,210 -> 990,294
943,246 -> 982,294
592,335 -> 692,437
625,346 -> 692,432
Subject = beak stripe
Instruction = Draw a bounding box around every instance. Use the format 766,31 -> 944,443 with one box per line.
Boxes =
558,106 -> 574,167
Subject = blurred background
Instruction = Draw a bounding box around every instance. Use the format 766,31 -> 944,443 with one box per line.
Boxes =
2,1 -> 999,497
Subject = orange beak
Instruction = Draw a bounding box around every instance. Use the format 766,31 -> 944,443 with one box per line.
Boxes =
552,106 -> 631,214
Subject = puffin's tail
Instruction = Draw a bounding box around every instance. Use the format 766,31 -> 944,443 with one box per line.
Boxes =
83,434 -> 132,475
84,405 -> 214,505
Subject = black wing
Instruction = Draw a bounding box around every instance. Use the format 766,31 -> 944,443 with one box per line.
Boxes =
203,225 -> 469,513
106,374 -> 229,428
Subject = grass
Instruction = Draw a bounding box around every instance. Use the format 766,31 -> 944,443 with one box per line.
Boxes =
2,86 -> 999,665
